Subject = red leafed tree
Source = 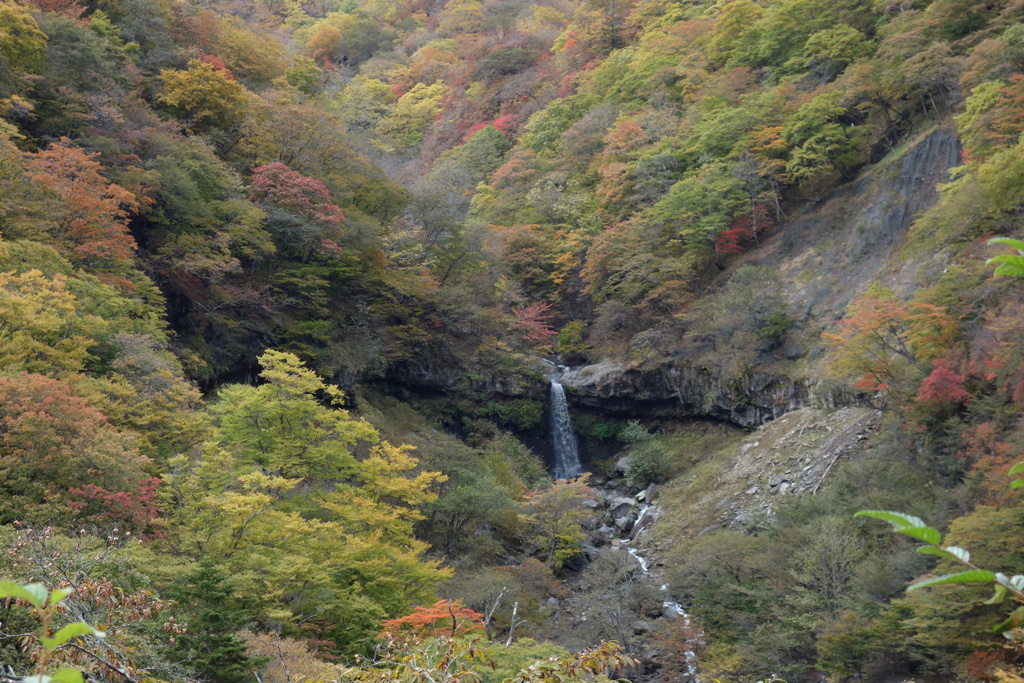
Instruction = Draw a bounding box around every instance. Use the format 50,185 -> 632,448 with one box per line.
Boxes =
916,360 -> 970,406
958,422 -> 1017,506
823,290 -> 958,404
492,114 -> 515,135
511,302 -> 556,345
462,122 -> 489,142
68,477 -> 163,538
30,0 -> 86,19
250,162 -> 344,228
0,373 -> 152,525
28,139 -> 139,269
714,223 -> 749,257
250,162 -> 345,260
199,54 -> 234,79
379,600 -> 485,639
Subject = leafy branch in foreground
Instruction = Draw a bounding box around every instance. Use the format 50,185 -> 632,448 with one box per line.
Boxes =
987,237 -> 1024,278
856,464 -> 1024,638
0,581 -> 105,683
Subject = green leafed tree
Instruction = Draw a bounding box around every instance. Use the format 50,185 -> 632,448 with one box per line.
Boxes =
0,0 -> 47,74
210,349 -> 378,482
169,562 -> 265,683
161,351 -> 449,652
647,161 -> 746,252
519,479 -> 592,569
159,60 -> 252,132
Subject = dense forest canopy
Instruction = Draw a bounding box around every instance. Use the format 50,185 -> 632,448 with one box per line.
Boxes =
1,0 -> 1024,679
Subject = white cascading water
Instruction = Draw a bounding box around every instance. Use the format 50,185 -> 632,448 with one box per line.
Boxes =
549,381 -> 582,479
624,507 -> 701,680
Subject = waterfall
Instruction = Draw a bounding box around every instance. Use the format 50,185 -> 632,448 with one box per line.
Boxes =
549,381 -> 582,479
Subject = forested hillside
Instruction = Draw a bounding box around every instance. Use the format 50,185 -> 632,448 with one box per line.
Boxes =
1,0 -> 1024,680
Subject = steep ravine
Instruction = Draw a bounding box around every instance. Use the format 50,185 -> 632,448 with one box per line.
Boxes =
524,126 -> 960,677
543,406 -> 881,680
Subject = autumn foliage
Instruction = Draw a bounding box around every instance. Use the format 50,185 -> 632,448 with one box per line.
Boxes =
28,139 -> 139,269
0,373 -> 152,525
510,301 -> 555,345
250,162 -> 345,259
379,599 -> 485,639
250,163 -> 344,229
916,360 -> 970,406
824,291 -> 958,403
957,422 -> 1018,506
68,477 -> 163,538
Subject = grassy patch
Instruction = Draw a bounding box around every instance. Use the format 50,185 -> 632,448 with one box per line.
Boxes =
649,423 -> 748,543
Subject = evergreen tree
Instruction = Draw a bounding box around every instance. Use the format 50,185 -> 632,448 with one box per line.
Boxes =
171,562 -> 264,683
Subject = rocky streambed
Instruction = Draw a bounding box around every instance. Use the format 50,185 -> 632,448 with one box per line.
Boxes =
548,459 -> 699,680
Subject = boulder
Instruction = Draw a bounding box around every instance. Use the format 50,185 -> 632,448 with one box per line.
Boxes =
608,495 -> 636,516
590,525 -> 616,546
562,551 -> 589,572
633,621 -> 653,636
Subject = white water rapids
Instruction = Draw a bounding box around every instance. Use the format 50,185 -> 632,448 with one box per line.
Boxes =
623,505 -> 700,680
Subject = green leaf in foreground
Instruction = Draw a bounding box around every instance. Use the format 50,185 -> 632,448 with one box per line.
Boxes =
40,622 -> 105,651
854,510 -> 928,530
987,238 -> 1024,277
896,525 -> 941,545
988,237 -> 1024,253
916,545 -> 971,563
0,580 -> 47,608
984,584 -> 1008,605
50,669 -> 85,683
907,570 -> 997,591
991,606 -> 1024,636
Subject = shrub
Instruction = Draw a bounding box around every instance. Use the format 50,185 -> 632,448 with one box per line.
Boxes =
625,438 -> 668,483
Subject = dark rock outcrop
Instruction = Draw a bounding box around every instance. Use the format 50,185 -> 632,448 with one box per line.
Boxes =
389,358 -> 544,398
560,361 -> 811,427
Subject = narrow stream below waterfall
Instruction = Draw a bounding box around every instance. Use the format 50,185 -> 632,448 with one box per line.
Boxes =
544,361 -> 700,678
620,504 -> 700,680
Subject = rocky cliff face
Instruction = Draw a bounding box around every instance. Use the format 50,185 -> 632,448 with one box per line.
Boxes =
556,127 -> 961,428
390,128 -> 960,430
766,125 -> 961,321
559,361 -> 813,427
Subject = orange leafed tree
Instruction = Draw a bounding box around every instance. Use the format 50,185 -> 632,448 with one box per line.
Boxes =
511,301 -> 555,345
0,372 -> 152,525
379,599 -> 485,639
957,422 -> 1018,506
823,289 -> 958,404
28,139 -> 139,269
